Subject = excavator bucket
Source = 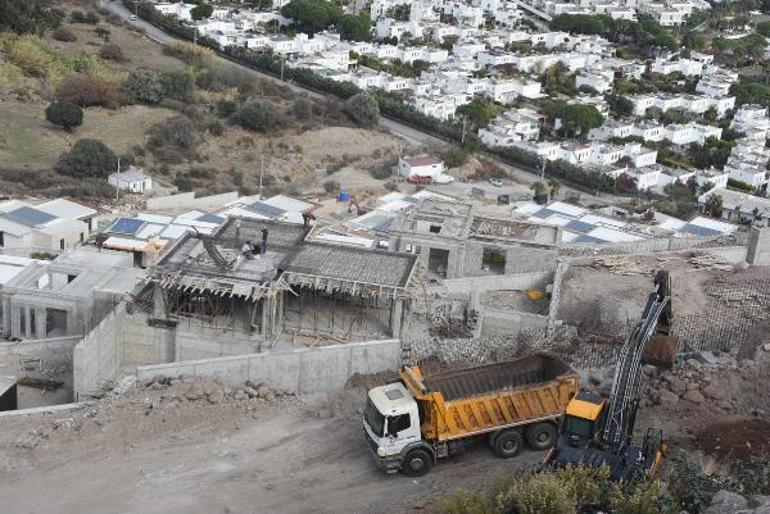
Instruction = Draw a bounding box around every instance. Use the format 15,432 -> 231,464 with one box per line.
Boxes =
643,334 -> 678,369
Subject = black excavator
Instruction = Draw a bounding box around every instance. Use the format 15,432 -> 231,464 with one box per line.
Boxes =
544,270 -> 677,481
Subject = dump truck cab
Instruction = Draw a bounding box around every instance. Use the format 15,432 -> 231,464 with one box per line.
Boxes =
363,382 -> 424,474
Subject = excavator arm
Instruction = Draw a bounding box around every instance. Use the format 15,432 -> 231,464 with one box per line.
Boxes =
545,270 -> 677,480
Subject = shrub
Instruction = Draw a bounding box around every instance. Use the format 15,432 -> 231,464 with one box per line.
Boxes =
0,0 -> 64,35
94,26 -> 110,41
70,10 -> 99,24
55,139 -> 117,178
232,100 -> 277,132
162,41 -> 212,67
148,115 -> 198,150
291,98 -> 312,120
344,92 -> 379,127
215,98 -> 238,118
99,43 -> 125,62
369,163 -> 392,180
57,74 -> 118,108
207,119 -> 225,136
438,490 -> 497,514
323,179 -> 339,193
496,473 -> 575,514
52,27 -> 77,42
441,148 -> 468,168
122,68 -> 163,104
160,69 -> 195,102
45,102 -> 83,130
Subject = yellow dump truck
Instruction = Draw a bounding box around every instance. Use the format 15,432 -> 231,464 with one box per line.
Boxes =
363,354 -> 579,476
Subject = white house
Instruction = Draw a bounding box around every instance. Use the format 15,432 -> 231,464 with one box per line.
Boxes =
108,167 -> 153,194
399,155 -> 446,179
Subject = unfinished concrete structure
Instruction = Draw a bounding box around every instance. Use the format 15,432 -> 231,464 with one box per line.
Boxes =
0,248 -> 139,340
133,217 -> 420,348
388,198 -> 559,278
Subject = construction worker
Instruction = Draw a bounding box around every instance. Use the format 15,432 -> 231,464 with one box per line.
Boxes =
241,240 -> 255,260
261,227 -> 268,254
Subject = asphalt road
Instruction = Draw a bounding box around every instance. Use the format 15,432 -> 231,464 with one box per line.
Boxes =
103,0 -> 615,204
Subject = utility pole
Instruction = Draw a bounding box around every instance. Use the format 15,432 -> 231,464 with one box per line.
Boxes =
115,157 -> 121,203
539,158 -> 546,182
259,155 -> 265,200
193,26 -> 197,46
280,54 -> 285,81
461,116 -> 467,144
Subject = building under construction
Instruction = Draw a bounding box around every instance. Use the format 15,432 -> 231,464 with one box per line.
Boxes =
132,217 -> 421,347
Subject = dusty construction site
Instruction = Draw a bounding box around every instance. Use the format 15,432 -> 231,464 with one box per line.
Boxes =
2,226 -> 770,512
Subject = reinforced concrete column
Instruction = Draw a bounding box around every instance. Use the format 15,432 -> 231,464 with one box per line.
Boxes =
152,287 -> 165,319
391,298 -> 404,339
35,307 -> 46,339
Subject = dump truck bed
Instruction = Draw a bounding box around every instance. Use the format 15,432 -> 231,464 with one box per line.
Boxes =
401,354 -> 579,442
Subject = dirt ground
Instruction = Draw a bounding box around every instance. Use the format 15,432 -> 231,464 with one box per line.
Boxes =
0,377 -> 541,514
557,252 -> 770,338
0,101 -> 176,169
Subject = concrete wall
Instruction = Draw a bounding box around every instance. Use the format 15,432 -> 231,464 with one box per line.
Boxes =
704,245 -> 747,264
146,191 -> 239,211
135,339 -> 400,394
73,308 -> 123,398
122,313 -> 175,365
443,271 -> 552,296
481,309 -> 548,336
464,240 -> 556,276
747,227 -> 770,265
175,329 -> 260,360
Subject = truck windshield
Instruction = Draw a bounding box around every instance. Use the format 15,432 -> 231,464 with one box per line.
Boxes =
364,397 -> 385,437
565,415 -> 593,438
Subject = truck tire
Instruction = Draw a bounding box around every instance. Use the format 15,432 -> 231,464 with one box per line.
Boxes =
525,422 -> 557,451
494,429 -> 523,458
402,449 -> 433,477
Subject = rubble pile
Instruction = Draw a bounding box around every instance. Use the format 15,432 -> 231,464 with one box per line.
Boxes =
140,375 -> 296,409
705,490 -> 770,514
584,348 -> 770,416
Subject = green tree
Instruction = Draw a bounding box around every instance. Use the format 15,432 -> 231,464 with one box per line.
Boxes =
548,179 -> 561,199
122,68 -> 164,104
557,104 -> 604,139
456,99 -> 495,128
281,0 -> 341,34
531,181 -> 547,196
683,31 -> 706,51
232,100 -> 278,132
160,69 -> 195,102
344,92 -> 379,127
336,13 -> 371,42
45,102 -> 83,131
758,20 -> 770,37
705,193 -> 724,218
190,4 -> 214,21
0,0 -> 63,35
55,139 -> 117,178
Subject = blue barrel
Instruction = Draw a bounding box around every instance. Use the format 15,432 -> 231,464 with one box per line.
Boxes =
338,190 -> 350,202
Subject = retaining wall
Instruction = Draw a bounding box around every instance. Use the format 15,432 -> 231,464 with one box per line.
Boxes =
481,309 -> 548,336
136,338 -> 400,393
747,227 -> 770,265
145,191 -> 239,211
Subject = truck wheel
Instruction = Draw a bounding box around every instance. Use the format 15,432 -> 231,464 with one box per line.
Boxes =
525,422 -> 557,451
494,430 -> 523,458
402,449 -> 433,477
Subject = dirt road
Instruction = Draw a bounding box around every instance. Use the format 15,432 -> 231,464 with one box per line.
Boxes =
0,384 -> 540,514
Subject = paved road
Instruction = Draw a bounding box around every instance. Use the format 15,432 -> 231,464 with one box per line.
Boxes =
104,0 -> 616,204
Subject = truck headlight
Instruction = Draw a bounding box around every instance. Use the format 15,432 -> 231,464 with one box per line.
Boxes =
377,447 -> 387,457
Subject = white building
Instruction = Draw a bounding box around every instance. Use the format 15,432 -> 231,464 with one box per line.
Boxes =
399,155 -> 446,179
108,167 -> 153,194
478,108 -> 542,146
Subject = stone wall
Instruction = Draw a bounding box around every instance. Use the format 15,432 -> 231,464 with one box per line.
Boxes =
481,309 -> 548,337
442,271 -> 553,296
145,191 -> 239,211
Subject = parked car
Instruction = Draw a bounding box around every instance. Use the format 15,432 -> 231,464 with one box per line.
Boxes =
488,177 -> 503,187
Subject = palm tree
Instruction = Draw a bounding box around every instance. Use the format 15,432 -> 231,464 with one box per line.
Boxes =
548,179 -> 561,199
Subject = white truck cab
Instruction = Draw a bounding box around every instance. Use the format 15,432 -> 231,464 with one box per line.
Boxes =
363,382 -> 423,474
